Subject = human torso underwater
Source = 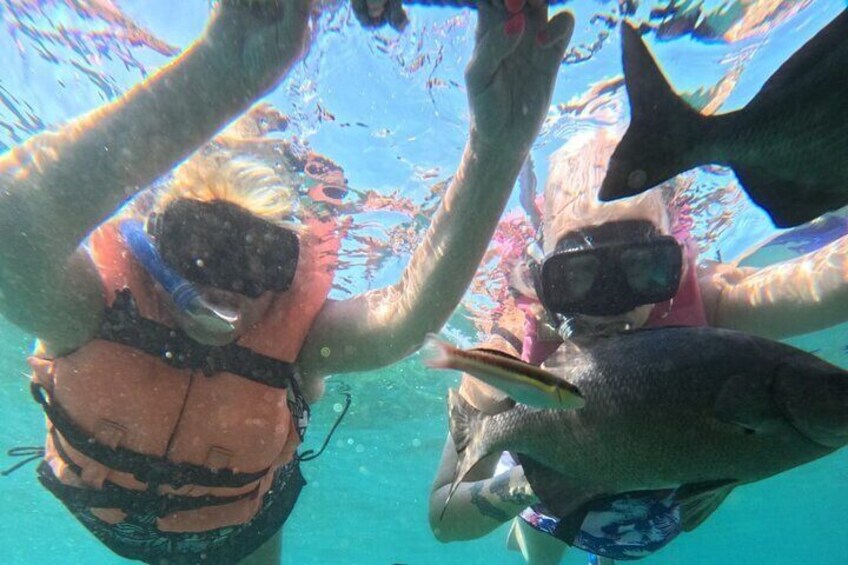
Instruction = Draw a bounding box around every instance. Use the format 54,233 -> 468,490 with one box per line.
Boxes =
503,242 -> 710,559
24,211 -> 339,560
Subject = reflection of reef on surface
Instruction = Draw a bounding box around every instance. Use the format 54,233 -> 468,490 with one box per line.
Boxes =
0,0 -> 179,147
1,0 -> 828,333
650,0 -> 815,43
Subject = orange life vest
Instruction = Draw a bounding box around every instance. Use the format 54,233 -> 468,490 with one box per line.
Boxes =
29,207 -> 341,534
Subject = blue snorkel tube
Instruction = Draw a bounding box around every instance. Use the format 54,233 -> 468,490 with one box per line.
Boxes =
120,219 -> 240,334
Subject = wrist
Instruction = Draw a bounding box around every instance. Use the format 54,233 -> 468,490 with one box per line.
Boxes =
462,133 -> 529,187
468,128 -> 532,163
204,1 -> 310,91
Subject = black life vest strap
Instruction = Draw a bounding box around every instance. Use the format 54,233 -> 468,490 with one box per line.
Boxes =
36,460 -> 259,518
98,289 -> 297,389
33,384 -> 269,489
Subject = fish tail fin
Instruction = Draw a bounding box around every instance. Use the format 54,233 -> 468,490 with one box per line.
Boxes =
441,389 -> 493,521
421,333 -> 455,370
599,22 -> 712,201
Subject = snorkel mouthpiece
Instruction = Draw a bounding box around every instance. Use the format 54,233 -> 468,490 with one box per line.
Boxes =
120,220 -> 240,334
176,284 -> 241,335
554,314 -> 632,342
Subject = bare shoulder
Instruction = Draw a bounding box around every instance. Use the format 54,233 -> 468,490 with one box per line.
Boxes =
2,248 -> 105,356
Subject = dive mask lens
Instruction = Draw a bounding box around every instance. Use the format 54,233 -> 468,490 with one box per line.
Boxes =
539,252 -> 601,312
618,239 -> 682,303
538,221 -> 683,317
155,199 -> 300,298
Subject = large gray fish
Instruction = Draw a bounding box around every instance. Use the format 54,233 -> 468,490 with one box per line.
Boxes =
598,12 -> 848,228
445,326 -> 848,535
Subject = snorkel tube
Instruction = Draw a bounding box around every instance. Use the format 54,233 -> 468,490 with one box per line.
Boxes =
120,219 -> 240,335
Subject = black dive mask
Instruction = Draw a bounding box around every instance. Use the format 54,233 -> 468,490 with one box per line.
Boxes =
537,220 -> 682,317
149,199 -> 300,299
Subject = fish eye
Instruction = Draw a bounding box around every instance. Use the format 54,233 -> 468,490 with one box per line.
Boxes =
627,169 -> 647,189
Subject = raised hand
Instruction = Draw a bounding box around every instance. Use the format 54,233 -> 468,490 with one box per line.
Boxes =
351,0 -> 409,31
466,0 -> 573,154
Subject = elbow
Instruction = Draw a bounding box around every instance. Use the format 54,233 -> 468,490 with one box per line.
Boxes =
366,324 -> 430,370
427,493 -> 467,544
429,513 -> 459,544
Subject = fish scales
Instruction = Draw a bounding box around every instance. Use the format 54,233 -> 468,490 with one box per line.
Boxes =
460,327 -> 841,497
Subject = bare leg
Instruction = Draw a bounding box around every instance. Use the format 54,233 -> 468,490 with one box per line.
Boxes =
507,518 -> 569,565
239,530 -> 282,565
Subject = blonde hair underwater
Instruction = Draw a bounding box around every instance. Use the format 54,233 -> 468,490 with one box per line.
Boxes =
542,127 -> 670,254
156,152 -> 300,231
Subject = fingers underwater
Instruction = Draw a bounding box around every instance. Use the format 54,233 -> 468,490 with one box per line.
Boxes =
504,0 -> 526,14
540,10 -> 574,49
467,7 -> 525,91
532,9 -> 573,69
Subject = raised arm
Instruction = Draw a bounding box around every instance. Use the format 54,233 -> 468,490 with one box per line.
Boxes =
701,234 -> 848,339
0,0 -> 312,350
300,0 -> 574,377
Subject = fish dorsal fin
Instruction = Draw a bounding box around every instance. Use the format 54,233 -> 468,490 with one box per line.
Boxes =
676,480 -> 736,532
756,10 -> 848,102
447,388 -> 477,454
443,390 -> 500,520
473,347 -> 522,362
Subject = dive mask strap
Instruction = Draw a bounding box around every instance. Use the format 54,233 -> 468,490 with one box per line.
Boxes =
120,219 -> 239,334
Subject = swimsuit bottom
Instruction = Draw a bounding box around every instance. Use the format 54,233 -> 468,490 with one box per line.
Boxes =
498,452 -> 682,561
59,460 -> 305,565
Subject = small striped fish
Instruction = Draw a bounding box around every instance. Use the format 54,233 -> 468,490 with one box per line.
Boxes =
422,334 -> 584,410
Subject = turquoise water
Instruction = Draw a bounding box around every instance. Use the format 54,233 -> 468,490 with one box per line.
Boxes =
2,1 -> 848,564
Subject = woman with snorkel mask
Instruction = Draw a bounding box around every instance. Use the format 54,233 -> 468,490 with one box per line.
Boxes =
0,0 -> 574,563
429,125 -> 848,564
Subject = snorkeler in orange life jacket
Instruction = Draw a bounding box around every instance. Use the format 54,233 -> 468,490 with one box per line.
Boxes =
28,193 -> 342,560
1,0 -> 575,562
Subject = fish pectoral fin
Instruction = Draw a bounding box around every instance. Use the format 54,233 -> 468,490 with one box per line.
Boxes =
676,479 -> 736,532
448,388 -> 478,454
516,455 -> 596,519
714,372 -> 783,435
731,163 -> 835,228
551,502 -> 593,545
